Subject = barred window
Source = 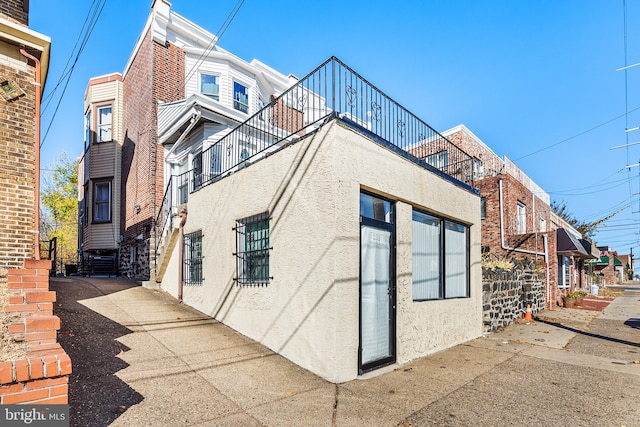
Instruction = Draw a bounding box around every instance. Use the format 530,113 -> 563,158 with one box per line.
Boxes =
235,212 -> 271,285
184,230 -> 203,286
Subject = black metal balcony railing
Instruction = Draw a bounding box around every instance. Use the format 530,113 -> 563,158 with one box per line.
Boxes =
155,170 -> 191,251
196,56 -> 474,191
155,57 -> 475,253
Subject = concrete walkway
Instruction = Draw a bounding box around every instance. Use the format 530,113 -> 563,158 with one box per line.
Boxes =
51,277 -> 640,427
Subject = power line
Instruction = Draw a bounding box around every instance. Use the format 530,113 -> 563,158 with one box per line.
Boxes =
548,174 -> 637,196
42,0 -> 100,106
40,0 -> 107,148
513,105 -> 640,161
183,0 -> 246,88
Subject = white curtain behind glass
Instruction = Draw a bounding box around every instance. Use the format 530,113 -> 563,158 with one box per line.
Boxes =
412,213 -> 441,300
445,221 -> 467,297
360,225 -> 391,365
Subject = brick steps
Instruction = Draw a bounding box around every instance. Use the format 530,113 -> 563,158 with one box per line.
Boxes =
1,259 -> 72,404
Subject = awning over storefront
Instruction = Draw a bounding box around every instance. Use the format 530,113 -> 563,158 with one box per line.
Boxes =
556,228 -> 592,258
587,255 -> 623,267
578,238 -> 599,259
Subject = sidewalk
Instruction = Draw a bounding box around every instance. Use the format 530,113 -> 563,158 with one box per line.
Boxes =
51,277 -> 640,427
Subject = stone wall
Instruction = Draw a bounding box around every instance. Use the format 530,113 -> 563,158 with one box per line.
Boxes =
482,260 -> 545,332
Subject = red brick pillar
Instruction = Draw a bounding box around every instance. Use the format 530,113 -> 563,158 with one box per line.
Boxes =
0,259 -> 72,404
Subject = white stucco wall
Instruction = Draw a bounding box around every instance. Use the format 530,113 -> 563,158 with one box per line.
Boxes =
164,120 -> 481,382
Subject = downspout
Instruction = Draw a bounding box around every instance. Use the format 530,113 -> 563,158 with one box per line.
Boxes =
177,207 -> 188,303
20,49 -> 41,260
499,179 -> 549,308
160,110 -> 199,279
165,109 -> 201,160
499,179 -> 546,257
543,233 -> 550,308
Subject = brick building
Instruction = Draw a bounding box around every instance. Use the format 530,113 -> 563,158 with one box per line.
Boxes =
81,0 -> 293,280
437,125 -> 597,308
0,1 -> 71,408
588,246 -> 631,285
0,1 -> 49,268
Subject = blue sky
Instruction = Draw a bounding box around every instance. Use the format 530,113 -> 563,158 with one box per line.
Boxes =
30,0 -> 640,257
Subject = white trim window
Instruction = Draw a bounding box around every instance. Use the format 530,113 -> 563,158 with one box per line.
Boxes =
93,180 -> 111,223
472,158 -> 484,180
559,256 -> 570,288
97,105 -> 112,143
233,81 -> 249,114
84,110 -> 91,150
201,73 -> 219,101
517,201 -> 526,234
425,150 -> 448,171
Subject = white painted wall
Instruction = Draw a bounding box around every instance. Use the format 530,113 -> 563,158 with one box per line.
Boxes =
162,120 -> 481,382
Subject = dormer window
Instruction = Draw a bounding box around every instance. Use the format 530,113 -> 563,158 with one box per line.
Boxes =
97,105 -> 112,143
234,81 -> 249,114
201,74 -> 219,101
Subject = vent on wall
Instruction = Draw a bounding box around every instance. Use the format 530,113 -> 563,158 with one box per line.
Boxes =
0,80 -> 25,102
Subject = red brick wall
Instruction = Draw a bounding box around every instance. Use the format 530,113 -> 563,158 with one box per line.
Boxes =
595,250 -> 618,286
272,95 -> 305,135
121,31 -> 185,279
476,174 -> 550,257
445,129 -> 503,175
0,58 -> 36,269
1,260 -> 71,404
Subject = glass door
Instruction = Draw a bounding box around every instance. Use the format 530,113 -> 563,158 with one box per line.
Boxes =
359,192 -> 395,374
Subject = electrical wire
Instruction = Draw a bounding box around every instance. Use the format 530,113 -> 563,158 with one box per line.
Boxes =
40,0 -> 107,148
513,105 -> 640,161
41,0 -> 99,106
183,0 -> 246,87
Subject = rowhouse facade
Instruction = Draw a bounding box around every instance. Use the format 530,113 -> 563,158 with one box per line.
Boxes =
78,73 -> 123,276
0,6 -> 49,268
81,0 -> 293,279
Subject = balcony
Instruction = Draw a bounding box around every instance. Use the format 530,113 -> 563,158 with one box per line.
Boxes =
155,57 -> 476,262
191,57 -> 474,191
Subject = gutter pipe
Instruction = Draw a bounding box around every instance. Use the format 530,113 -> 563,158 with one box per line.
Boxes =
20,48 -> 41,260
177,207 -> 188,303
165,109 -> 201,160
499,178 -> 550,307
499,178 -> 547,258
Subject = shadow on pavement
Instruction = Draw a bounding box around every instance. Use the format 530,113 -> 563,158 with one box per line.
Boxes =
51,277 -> 143,427
536,317 -> 640,348
625,318 -> 640,330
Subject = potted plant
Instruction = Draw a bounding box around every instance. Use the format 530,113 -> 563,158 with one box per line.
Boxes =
574,291 -> 586,306
562,293 -> 577,308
